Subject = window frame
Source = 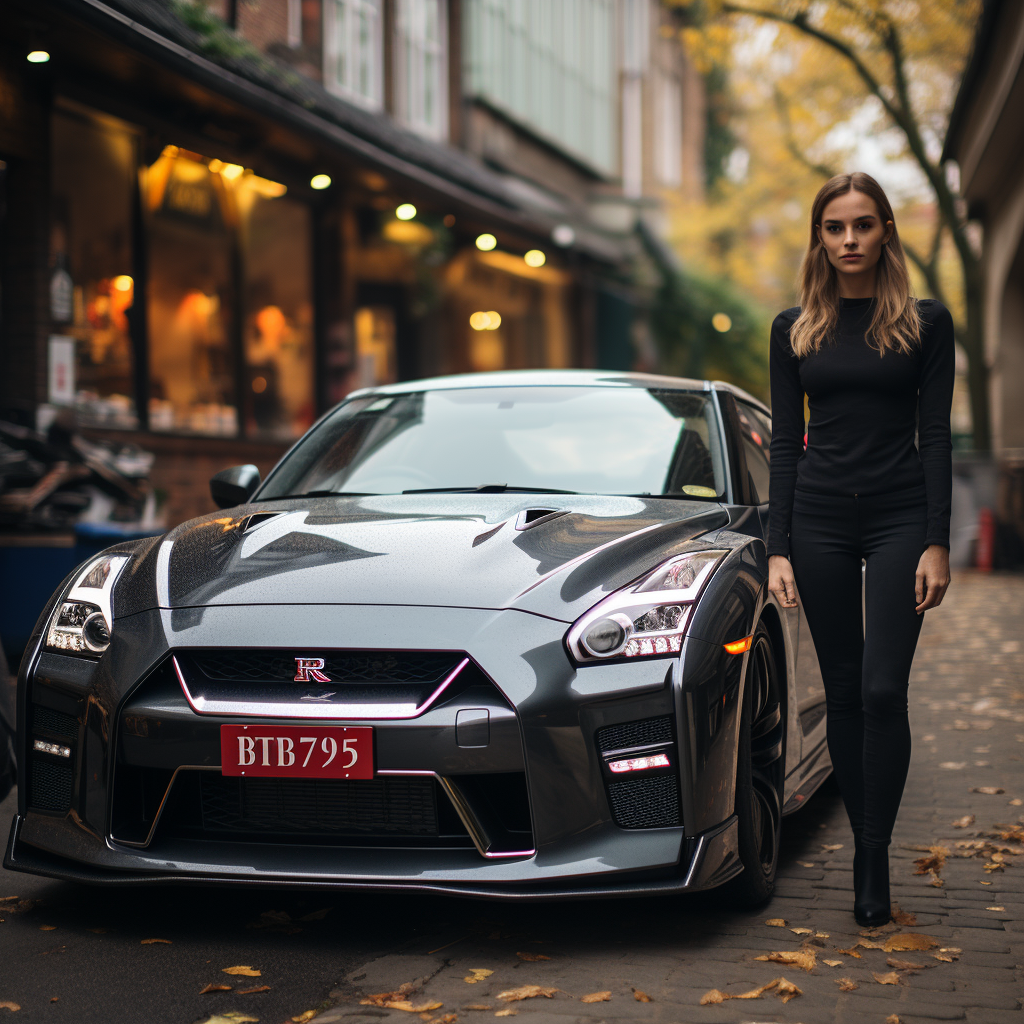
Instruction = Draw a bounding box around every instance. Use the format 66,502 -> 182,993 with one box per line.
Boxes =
393,0 -> 448,140
324,0 -> 384,111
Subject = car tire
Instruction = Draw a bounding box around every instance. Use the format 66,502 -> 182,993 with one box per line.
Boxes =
724,620 -> 785,907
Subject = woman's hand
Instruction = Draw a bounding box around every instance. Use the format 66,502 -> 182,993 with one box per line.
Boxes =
769,554 -> 799,608
915,544 -> 950,614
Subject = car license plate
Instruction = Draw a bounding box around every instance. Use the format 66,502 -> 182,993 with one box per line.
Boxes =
220,724 -> 373,779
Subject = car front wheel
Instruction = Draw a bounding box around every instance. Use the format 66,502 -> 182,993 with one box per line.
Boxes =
724,620 -> 785,906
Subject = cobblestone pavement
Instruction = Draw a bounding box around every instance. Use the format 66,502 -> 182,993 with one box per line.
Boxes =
1,570 -> 1021,1024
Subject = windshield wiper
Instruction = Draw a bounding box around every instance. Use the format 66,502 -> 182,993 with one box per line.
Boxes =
259,490 -> 380,500
402,484 -> 578,495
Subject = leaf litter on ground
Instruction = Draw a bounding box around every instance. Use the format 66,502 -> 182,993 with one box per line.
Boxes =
200,983 -> 233,994
495,986 -> 558,1002
514,952 -> 550,962
632,988 -> 652,1002
700,977 -> 801,1005
754,946 -> 816,971
222,966 -> 262,977
580,992 -> 611,1003
836,978 -> 857,991
464,969 -> 493,984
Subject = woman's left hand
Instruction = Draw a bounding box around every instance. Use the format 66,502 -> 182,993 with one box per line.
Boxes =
915,544 -> 951,614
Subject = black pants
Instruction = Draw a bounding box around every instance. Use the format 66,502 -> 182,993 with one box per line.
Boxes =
789,482 -> 928,849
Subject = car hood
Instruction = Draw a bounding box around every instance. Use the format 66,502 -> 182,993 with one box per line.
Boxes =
117,494 -> 730,624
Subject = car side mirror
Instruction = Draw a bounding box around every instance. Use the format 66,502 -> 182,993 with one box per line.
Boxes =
210,464 -> 261,509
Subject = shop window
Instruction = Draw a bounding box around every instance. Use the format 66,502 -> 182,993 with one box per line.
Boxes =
394,0 -> 447,139
51,106 -> 138,428
145,147 -> 237,435
243,196 -> 315,439
325,0 -> 383,109
144,146 -> 314,439
354,306 -> 397,386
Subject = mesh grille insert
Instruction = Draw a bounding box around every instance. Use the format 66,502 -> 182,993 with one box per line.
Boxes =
28,757 -> 73,812
199,774 -> 439,836
31,706 -> 78,738
597,715 -> 673,753
191,650 -> 462,685
607,775 -> 681,829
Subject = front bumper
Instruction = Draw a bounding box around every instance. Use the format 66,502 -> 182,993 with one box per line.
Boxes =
11,603 -> 746,897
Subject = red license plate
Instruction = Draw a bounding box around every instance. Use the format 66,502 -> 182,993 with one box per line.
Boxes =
220,724 -> 373,779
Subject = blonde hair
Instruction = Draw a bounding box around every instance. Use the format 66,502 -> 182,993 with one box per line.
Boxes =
790,172 -> 921,358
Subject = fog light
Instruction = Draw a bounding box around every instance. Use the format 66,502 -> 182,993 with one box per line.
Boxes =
608,753 -> 670,774
33,739 -> 71,758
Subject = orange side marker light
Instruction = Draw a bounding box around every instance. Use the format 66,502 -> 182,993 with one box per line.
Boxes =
723,635 -> 753,655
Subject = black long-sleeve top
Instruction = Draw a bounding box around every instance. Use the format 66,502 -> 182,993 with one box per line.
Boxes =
767,296 -> 954,559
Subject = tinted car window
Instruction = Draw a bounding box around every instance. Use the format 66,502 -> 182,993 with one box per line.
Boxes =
260,386 -> 727,499
736,401 -> 771,504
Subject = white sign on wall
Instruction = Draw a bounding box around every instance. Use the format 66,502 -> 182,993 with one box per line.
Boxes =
48,335 -> 76,405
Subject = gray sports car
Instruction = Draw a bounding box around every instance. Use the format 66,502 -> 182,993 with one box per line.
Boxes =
6,370 -> 830,902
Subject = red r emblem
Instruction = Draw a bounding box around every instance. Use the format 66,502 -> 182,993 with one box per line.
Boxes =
294,657 -> 331,683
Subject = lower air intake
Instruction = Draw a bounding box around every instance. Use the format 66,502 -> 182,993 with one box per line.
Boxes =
28,757 -> 73,812
607,774 -> 681,829
199,774 -> 439,836
597,715 -> 673,753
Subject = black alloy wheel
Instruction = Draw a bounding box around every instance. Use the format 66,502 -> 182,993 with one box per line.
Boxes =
724,620 -> 785,906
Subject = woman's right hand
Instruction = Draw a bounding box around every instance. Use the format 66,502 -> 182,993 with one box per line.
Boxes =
768,554 -> 799,608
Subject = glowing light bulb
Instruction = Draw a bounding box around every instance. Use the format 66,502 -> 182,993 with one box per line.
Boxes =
112,275 -> 133,292
310,174 -> 332,190
27,51 -> 50,63
395,203 -> 417,220
475,233 -> 497,251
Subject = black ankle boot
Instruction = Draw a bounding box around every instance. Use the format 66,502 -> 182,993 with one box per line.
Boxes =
854,842 -> 891,927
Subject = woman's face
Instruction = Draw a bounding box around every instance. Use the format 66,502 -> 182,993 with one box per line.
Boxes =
816,190 -> 893,287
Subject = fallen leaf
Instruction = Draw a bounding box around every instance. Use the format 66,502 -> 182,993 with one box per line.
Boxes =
952,814 -> 975,828
913,846 -> 948,874
699,989 -> 727,1005
496,986 -> 557,1002
515,952 -> 550,962
383,1002 -> 443,1013
939,947 -> 962,953
790,926 -> 812,935
580,992 -> 610,1003
884,933 -> 940,952
201,1015 -> 259,1024
464,969 -> 493,984
435,1015 -> 457,1024
823,959 -> 844,967
632,988 -> 651,1002
939,761 -> 966,769
814,931 -> 830,938
238,986 -> 271,995
754,948 -> 816,971
1010,798 -> 1023,807
837,947 -> 863,958
891,904 -> 917,926
973,787 -> 1005,795
0,1004 -> 20,1013
292,1013 -> 318,1023
929,869 -> 945,887
886,958 -> 932,971
765,918 -> 786,927
0,899 -> 37,915
141,938 -> 171,944
933,952 -> 958,962
837,978 -> 857,991
39,924 -> 56,931
886,1016 -> 901,1024
494,1011 -> 516,1018
987,906 -> 1006,911
200,983 -> 233,994
821,843 -> 843,851
776,978 -> 802,1003
222,966 -> 262,977
796,860 -> 815,867
462,1006 -> 491,1011
873,971 -> 902,985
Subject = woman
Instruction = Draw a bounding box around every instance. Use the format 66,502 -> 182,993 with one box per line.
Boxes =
767,172 -> 954,927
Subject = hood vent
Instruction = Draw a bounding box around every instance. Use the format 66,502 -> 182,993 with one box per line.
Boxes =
515,508 -> 571,531
240,511 -> 287,533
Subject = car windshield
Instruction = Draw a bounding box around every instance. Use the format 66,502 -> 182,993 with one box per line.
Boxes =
258,386 -> 726,499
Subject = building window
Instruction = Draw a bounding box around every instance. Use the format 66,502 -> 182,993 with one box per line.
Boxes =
464,0 -> 616,175
51,105 -> 139,428
654,70 -> 682,187
325,0 -> 383,109
287,0 -> 302,47
394,0 -> 447,139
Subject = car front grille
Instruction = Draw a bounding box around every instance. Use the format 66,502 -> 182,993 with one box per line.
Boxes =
607,775 -> 682,829
191,650 -> 462,685
597,715 -> 673,753
198,774 -> 440,836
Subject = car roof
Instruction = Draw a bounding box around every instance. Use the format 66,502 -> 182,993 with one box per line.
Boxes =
347,369 -> 770,416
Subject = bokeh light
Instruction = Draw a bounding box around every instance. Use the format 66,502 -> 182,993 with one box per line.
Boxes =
310,174 -> 332,190
475,233 -> 497,251
712,313 -> 732,332
396,203 -> 417,220
524,249 -> 546,267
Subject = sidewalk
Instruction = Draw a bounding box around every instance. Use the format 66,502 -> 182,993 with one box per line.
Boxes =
317,569 -> 1024,1024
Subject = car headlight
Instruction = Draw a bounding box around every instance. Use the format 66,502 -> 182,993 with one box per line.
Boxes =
567,549 -> 728,662
45,554 -> 131,655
